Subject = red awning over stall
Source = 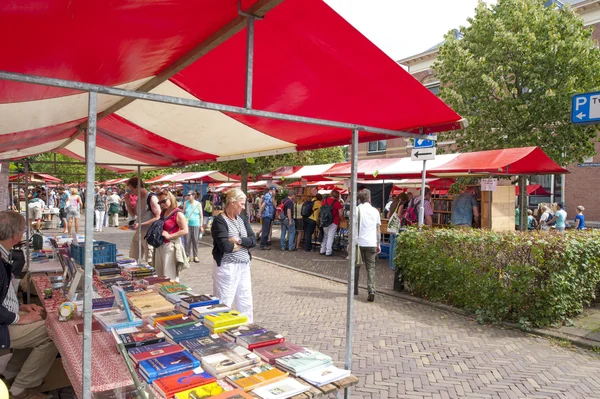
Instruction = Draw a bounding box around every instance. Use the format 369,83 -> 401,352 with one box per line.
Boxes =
515,184 -> 551,196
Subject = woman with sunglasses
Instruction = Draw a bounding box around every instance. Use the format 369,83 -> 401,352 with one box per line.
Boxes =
211,188 -> 257,323
154,190 -> 189,281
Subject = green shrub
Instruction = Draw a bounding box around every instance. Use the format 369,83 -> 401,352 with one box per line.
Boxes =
395,228 -> 600,328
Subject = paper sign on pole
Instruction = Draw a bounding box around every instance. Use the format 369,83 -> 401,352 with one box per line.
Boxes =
0,163 -> 8,211
480,178 -> 497,191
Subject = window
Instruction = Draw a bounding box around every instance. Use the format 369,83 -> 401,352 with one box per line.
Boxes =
367,140 -> 387,153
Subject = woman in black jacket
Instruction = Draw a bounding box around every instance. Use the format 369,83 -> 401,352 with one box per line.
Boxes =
211,188 -> 257,322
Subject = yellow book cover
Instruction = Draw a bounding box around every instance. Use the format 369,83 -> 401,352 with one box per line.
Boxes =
203,311 -> 248,328
230,366 -> 288,392
174,381 -> 224,399
210,322 -> 248,334
151,312 -> 184,326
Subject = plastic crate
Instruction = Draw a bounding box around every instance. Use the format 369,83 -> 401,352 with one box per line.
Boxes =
378,243 -> 390,259
70,241 -> 117,265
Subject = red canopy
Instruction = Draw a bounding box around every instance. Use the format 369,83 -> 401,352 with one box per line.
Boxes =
324,158 -> 402,179
9,173 -> 62,183
515,184 -> 551,196
0,0 -> 462,170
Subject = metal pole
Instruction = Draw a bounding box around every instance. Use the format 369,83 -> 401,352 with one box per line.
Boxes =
245,14 -> 255,109
518,175 -> 527,232
344,128 -> 359,399
24,163 -> 31,303
418,160 -> 427,227
550,174 -> 555,204
82,91 -> 98,399
560,173 -> 566,206
137,166 -> 142,264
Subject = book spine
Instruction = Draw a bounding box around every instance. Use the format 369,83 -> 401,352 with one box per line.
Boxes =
122,337 -> 165,349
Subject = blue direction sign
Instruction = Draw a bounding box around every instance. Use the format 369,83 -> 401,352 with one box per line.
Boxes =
572,91 -> 600,124
413,138 -> 435,149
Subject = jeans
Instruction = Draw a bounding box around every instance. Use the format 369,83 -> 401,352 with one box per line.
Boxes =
304,219 -> 317,251
260,217 -> 273,248
280,220 -> 296,250
320,223 -> 338,255
359,246 -> 378,294
184,225 -> 200,258
388,233 -> 396,270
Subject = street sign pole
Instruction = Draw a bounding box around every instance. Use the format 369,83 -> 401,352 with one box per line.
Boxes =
418,160 -> 427,228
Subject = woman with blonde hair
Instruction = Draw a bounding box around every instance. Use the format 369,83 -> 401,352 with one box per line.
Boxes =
574,205 -> 585,230
211,188 -> 257,322
66,188 -> 82,234
154,190 -> 189,280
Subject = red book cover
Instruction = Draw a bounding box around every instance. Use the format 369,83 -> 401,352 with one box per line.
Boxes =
247,337 -> 285,350
153,370 -> 216,398
253,342 -> 304,365
128,343 -> 184,365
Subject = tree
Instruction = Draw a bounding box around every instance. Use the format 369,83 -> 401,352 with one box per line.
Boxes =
434,0 -> 600,165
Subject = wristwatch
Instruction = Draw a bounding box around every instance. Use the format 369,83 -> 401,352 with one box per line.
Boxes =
237,237 -> 242,245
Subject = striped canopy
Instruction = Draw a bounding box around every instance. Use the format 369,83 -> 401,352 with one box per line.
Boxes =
0,0 -> 463,171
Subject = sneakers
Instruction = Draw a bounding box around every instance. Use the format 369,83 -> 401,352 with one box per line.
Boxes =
10,388 -> 52,399
367,293 -> 375,302
193,257 -> 199,263
289,248 -> 297,252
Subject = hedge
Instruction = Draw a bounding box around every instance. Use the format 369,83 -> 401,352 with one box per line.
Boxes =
395,228 -> 600,328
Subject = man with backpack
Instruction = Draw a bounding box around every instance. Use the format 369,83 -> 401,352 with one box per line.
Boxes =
303,193 -> 322,252
279,191 -> 296,251
125,177 -> 161,263
258,186 -> 277,250
319,190 -> 343,256
404,188 -> 433,227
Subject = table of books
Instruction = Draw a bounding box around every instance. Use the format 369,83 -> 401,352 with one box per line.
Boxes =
31,275 -> 134,398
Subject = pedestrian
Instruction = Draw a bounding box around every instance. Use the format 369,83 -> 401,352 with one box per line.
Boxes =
66,188 -> 82,234
58,187 -> 69,233
27,195 -> 44,232
319,190 -> 343,256
211,188 -> 256,323
549,202 -> 567,234
279,191 -> 296,251
450,186 -> 480,228
304,193 -> 322,252
258,186 -> 277,250
527,209 -> 537,231
94,188 -> 107,232
201,189 -> 214,231
412,188 -> 434,227
153,190 -> 189,281
355,189 -> 381,302
294,196 -> 305,250
183,191 -> 203,263
574,206 -> 585,230
47,189 -> 56,209
125,177 -> 160,264
386,192 -> 408,271
539,205 -> 552,233
107,189 -> 121,227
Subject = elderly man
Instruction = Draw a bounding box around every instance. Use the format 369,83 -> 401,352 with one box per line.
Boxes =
356,189 -> 381,302
450,186 -> 480,228
125,178 -> 161,263
0,211 -> 58,399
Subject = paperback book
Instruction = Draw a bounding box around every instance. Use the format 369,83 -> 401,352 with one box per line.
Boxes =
164,323 -> 211,343
152,369 -> 216,399
201,346 -> 260,379
156,317 -> 197,331
118,325 -> 166,348
222,324 -> 267,342
253,342 -> 304,365
138,351 -> 200,383
275,349 -> 333,377
179,294 -> 219,310
93,309 -> 143,332
127,342 -> 184,365
300,364 -> 351,387
252,378 -> 309,399
225,364 -> 288,392
183,335 -> 236,358
148,311 -> 185,326
203,311 -> 248,329
236,331 -> 284,350
191,303 -> 231,319
208,389 -> 254,399
173,381 -> 224,399
164,291 -> 199,305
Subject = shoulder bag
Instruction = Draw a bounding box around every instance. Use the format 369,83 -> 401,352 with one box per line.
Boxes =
387,201 -> 402,234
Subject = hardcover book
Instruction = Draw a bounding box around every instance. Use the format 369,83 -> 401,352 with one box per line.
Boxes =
179,294 -> 219,309
236,331 -> 284,350
165,323 -> 211,343
157,317 -> 197,331
222,324 -> 267,342
252,378 -> 309,399
201,346 -> 260,378
127,342 -> 184,365
225,364 -> 288,392
254,342 -> 304,365
182,335 -> 236,358
119,325 -> 166,348
300,364 -> 351,386
203,311 -> 248,328
138,351 -> 200,382
159,283 -> 191,296
275,350 -> 332,377
173,381 -> 224,399
164,291 -> 199,305
153,369 -> 216,399
149,311 -> 185,326
191,303 -> 231,319
74,320 -> 103,335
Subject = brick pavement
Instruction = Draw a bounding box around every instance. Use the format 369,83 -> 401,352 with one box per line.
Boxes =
55,220 -> 600,398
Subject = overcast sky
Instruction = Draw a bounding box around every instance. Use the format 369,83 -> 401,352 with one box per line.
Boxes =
324,0 -> 497,61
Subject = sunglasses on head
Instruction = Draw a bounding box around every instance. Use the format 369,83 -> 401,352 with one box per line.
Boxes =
158,199 -> 168,205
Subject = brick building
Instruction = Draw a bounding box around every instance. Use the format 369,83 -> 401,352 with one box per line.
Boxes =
357,0 -> 600,223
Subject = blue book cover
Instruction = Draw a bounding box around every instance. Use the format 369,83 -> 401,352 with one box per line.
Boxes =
138,350 -> 200,381
127,341 -> 176,356
166,323 -> 211,343
119,289 -> 134,322
179,294 -> 219,309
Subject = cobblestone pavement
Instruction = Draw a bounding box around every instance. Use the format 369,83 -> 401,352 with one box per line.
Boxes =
59,220 -> 600,398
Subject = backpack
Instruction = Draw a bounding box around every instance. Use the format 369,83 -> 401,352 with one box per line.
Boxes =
545,212 -> 556,227
145,209 -> 181,248
301,199 -> 315,218
402,199 -> 418,226
146,192 -> 157,211
279,198 -> 293,221
319,198 -> 335,228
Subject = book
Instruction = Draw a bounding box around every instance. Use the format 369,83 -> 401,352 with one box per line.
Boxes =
93,309 -> 143,332
153,369 -> 216,399
222,324 -> 267,342
208,389 -> 254,399
179,294 -> 219,310
157,317 -> 197,331
118,289 -> 134,322
210,322 -> 248,334
138,351 -> 200,382
118,325 -> 166,348
180,335 -> 236,358
165,291 -> 199,305
254,342 -> 304,365
201,346 -> 260,379
226,364 -> 288,392
252,378 -> 309,399
191,303 -> 231,319
236,331 -> 284,350
173,381 -> 224,399
159,283 -> 191,296
300,364 -> 351,386
148,311 -> 185,326
164,323 -> 211,343
203,311 -> 248,329
127,342 -> 184,365
74,320 -> 103,334
91,384 -> 141,398
275,350 -> 332,377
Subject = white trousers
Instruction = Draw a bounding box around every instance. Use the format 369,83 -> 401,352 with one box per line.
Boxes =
212,260 -> 254,323
320,223 -> 338,255
94,210 -> 105,231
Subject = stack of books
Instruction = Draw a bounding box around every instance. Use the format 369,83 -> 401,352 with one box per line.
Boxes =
191,303 -> 231,320
275,349 -> 332,377
138,351 -> 200,383
222,324 -> 266,342
178,294 -> 219,311
153,369 -> 216,399
94,262 -> 121,278
162,323 -> 211,344
140,276 -> 171,289
200,346 -> 261,379
127,291 -> 175,318
180,335 -> 236,358
254,342 -> 304,365
225,364 -> 288,392
203,311 -> 248,334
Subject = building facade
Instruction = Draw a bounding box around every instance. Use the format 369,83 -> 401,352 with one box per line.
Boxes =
358,0 -> 600,222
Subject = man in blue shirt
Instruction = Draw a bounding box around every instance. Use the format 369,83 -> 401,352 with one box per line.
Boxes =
450,187 -> 479,228
258,186 -> 277,250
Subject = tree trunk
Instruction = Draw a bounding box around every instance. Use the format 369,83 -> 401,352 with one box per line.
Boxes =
519,175 -> 528,232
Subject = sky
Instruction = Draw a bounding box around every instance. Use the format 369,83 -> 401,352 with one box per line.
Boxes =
324,0 -> 497,61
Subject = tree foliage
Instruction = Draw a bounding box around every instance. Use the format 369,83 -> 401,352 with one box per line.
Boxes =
434,0 -> 600,164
